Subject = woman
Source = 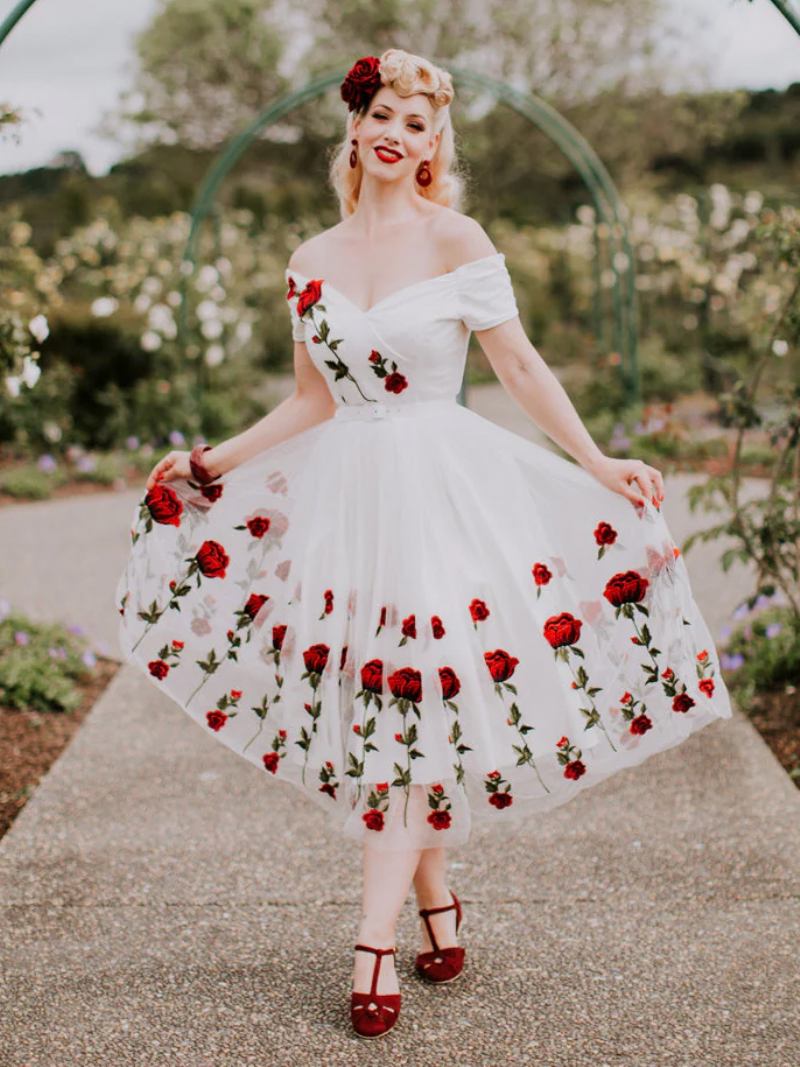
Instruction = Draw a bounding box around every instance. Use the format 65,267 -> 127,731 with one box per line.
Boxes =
116,48 -> 733,1039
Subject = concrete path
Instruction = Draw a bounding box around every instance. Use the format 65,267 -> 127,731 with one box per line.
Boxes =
1,385 -> 798,1066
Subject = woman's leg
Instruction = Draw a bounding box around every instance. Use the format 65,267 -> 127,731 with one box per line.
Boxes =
413,847 -> 460,952
352,841 -> 422,994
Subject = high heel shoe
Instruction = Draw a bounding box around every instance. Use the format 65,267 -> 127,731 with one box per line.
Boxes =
415,889 -> 465,983
350,944 -> 401,1039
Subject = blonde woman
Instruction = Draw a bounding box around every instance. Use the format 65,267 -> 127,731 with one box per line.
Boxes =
116,48 -> 733,1039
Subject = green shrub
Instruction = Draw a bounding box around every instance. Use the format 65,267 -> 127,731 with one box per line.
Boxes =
0,465 -> 67,499
0,612 -> 95,712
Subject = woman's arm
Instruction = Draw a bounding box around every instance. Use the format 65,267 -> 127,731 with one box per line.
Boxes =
204,340 -> 337,476
146,339 -> 336,491
475,316 -> 665,508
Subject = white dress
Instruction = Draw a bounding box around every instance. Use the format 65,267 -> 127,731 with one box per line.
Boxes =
115,252 -> 733,851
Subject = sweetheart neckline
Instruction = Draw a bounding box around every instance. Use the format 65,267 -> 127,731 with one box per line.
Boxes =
285,251 -> 505,317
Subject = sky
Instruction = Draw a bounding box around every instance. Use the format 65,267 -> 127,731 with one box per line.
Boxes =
0,0 -> 799,177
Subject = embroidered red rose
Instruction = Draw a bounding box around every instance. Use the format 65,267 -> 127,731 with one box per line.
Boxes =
145,483 -> 183,526
661,667 -> 675,680
360,658 -> 384,692
594,521 -> 617,546
489,792 -> 513,809
362,808 -> 385,831
629,713 -> 653,735
296,279 -> 322,316
401,614 -> 416,638
603,570 -> 649,607
272,624 -> 286,649
438,665 -> 461,700
469,598 -> 490,623
484,649 -> 519,683
672,692 -> 696,713
556,736 -> 569,748
206,709 -> 228,731
427,810 -> 452,830
532,563 -> 552,586
230,689 -> 242,699
200,483 -> 223,502
564,759 -> 587,780
431,615 -> 445,639
369,349 -> 381,363
323,589 -> 334,614
384,371 -> 408,394
172,639 -> 184,650
376,782 -> 389,793
319,783 -> 336,798
697,649 -> 709,662
262,752 -> 280,773
387,666 -> 423,703
246,516 -> 271,538
195,539 -> 229,579
148,659 -> 169,679
244,593 -> 268,618
543,612 -> 583,648
303,643 -> 330,675
698,678 -> 715,697
339,645 -> 348,670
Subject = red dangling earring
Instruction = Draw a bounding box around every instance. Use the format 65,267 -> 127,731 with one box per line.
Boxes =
349,138 -> 358,169
416,159 -> 432,187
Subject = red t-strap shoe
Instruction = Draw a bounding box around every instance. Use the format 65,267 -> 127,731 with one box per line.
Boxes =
415,889 -> 466,983
350,944 -> 402,1038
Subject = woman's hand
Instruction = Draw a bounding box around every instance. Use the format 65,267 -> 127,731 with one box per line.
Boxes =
584,454 -> 665,508
145,450 -> 192,492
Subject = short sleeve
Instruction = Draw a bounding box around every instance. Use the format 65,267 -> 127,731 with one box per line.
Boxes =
285,272 -> 306,341
455,253 -> 519,332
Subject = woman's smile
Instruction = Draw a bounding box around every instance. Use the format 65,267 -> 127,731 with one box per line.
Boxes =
374,146 -> 404,163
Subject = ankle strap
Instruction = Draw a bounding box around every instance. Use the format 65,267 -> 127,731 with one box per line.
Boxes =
418,901 -> 457,917
354,944 -> 395,1000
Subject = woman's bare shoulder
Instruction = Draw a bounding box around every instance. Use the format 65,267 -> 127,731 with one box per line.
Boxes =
287,224 -> 347,276
435,209 -> 498,269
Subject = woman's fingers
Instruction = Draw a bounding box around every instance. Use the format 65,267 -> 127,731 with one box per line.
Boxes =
146,453 -> 175,490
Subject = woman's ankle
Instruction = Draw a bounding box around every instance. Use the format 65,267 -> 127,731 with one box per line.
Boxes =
356,924 -> 396,948
414,881 -> 453,910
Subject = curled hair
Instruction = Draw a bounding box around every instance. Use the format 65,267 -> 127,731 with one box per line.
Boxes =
329,48 -> 465,217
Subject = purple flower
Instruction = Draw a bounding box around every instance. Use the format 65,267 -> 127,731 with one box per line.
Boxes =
721,652 -> 745,671
169,430 -> 186,446
765,622 -> 783,639
14,630 -> 30,645
76,455 -> 96,473
125,435 -> 140,451
732,602 -> 750,621
37,454 -> 57,473
67,623 -> 84,636
81,650 -> 97,668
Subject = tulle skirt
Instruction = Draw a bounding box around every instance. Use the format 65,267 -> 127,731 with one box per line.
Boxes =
115,396 -> 733,851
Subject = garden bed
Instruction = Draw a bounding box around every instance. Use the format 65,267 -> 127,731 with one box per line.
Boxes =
0,655 -> 120,839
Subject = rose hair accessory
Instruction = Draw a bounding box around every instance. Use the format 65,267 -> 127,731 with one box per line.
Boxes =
340,55 -> 382,113
189,443 -> 221,485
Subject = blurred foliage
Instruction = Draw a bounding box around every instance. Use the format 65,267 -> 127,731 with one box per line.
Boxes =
0,612 -> 95,714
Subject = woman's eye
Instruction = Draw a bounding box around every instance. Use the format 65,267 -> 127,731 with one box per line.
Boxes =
373,113 -> 424,131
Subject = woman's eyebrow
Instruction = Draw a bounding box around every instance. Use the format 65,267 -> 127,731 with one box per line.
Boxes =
373,105 -> 427,120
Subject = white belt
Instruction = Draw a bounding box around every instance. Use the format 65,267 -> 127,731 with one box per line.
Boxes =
332,397 -> 459,422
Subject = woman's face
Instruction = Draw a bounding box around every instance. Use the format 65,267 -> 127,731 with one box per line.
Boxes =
353,86 -> 440,182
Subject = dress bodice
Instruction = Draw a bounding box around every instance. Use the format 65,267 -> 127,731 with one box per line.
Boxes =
285,252 -> 519,407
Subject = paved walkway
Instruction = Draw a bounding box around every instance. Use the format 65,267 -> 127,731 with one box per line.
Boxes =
1,385 -> 798,1066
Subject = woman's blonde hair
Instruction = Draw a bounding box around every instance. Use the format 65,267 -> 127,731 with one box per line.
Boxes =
329,48 -> 465,218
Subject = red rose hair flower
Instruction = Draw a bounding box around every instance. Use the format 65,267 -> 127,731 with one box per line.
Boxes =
340,55 -> 383,113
